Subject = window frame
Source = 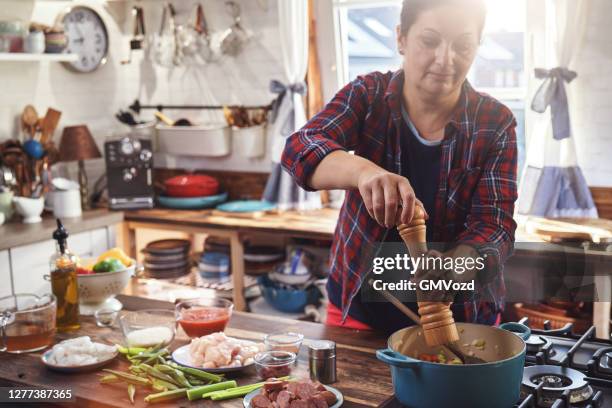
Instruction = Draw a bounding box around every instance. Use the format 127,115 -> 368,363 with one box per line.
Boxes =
330,0 -> 529,104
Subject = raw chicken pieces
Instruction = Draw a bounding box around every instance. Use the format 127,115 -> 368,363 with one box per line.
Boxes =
189,332 -> 265,369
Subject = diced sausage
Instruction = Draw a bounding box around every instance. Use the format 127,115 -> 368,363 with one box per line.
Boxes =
317,391 -> 337,406
310,394 -> 329,408
287,382 -> 300,395
277,390 -> 292,408
268,391 -> 280,402
289,401 -> 309,408
311,382 -> 326,392
264,380 -> 286,392
252,394 -> 272,408
296,383 -> 317,400
272,402 -> 280,408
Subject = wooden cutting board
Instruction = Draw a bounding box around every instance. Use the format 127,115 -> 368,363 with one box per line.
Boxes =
525,217 -> 612,242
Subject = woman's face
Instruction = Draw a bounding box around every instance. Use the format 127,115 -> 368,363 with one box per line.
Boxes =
398,4 -> 481,99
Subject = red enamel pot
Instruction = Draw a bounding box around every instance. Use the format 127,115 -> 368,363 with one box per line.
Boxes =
164,174 -> 219,198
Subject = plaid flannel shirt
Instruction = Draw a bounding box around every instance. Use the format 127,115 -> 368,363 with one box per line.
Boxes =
281,70 -> 518,323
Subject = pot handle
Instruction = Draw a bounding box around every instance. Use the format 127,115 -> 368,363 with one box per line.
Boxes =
376,348 -> 420,369
499,322 -> 531,341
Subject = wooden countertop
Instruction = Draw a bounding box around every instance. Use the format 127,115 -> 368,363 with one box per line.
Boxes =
0,295 -> 394,408
0,209 -> 124,251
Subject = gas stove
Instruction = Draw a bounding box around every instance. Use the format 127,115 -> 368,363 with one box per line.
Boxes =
516,317 -> 612,408
381,318 -> 612,408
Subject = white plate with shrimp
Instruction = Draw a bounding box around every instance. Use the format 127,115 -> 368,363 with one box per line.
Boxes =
172,344 -> 255,373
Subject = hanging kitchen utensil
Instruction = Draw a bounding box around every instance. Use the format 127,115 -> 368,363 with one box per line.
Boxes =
121,6 -> 146,65
219,1 -> 251,56
178,3 -> 214,65
152,2 -> 182,68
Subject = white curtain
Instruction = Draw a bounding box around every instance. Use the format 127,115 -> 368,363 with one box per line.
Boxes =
263,0 -> 321,211
518,0 -> 597,218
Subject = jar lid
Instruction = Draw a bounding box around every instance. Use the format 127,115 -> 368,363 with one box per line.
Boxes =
308,340 -> 336,359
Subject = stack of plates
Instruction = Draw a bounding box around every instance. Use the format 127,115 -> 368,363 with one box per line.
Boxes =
198,252 -> 230,283
244,245 -> 285,275
143,239 -> 191,279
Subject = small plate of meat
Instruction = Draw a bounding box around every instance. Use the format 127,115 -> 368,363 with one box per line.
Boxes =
243,378 -> 343,408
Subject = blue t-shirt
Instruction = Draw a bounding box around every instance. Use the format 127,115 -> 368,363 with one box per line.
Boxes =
385,106 -> 442,242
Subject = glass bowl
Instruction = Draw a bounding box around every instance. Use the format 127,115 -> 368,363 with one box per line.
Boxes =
254,350 -> 296,380
175,298 -> 233,338
119,309 -> 176,348
264,332 -> 304,354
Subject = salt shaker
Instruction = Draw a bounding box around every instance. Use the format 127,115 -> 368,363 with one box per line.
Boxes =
308,340 -> 337,384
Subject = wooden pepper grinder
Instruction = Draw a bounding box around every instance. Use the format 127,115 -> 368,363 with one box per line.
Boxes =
397,206 -> 460,347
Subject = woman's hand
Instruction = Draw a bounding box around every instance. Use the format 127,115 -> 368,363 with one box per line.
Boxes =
357,166 -> 428,228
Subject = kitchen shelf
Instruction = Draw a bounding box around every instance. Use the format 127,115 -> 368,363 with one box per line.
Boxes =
0,53 -> 77,62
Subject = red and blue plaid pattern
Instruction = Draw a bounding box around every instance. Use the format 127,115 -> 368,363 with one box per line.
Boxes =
282,70 -> 518,323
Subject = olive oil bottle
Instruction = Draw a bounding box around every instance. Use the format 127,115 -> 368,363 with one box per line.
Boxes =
50,219 -> 80,331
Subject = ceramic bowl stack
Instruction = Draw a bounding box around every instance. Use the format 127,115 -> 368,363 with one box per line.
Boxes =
198,237 -> 230,283
258,248 -> 321,313
142,239 -> 191,279
244,245 -> 285,276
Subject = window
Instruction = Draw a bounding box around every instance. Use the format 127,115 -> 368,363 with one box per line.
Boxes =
332,0 -> 527,176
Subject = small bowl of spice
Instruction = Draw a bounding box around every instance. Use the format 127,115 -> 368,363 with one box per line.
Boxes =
254,350 -> 296,380
264,332 -> 304,354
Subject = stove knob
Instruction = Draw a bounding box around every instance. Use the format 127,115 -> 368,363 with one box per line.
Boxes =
122,168 -> 135,182
140,149 -> 152,162
120,139 -> 135,156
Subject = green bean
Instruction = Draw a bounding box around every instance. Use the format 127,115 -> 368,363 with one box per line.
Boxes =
142,349 -> 169,365
139,364 -> 181,387
102,369 -> 150,386
127,384 -> 136,404
186,380 -> 237,401
207,377 -> 291,401
99,374 -> 119,384
116,345 -> 148,356
151,378 -> 178,392
143,388 -> 188,404
167,363 -> 224,383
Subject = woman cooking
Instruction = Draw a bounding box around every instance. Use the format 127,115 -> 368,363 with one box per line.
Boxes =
281,0 -> 517,335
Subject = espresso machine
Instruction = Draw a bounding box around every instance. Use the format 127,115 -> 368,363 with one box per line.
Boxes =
104,136 -> 154,210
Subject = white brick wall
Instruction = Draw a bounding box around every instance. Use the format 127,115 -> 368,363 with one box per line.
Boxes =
0,0 -> 284,185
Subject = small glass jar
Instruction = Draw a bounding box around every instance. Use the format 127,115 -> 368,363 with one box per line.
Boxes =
254,350 -> 296,380
264,332 -> 304,354
94,308 -> 120,327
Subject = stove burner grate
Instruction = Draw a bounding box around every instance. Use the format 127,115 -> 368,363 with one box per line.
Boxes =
522,366 -> 594,407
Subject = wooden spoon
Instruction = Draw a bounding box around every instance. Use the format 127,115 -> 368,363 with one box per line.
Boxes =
21,105 -> 39,139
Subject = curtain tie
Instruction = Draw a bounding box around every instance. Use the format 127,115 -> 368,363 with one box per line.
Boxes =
531,67 -> 577,140
269,79 -> 307,124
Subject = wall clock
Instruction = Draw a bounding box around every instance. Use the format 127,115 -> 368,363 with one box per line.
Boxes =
60,6 -> 109,73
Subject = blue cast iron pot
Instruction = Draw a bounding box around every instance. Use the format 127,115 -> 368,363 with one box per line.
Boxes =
377,322 -> 527,408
